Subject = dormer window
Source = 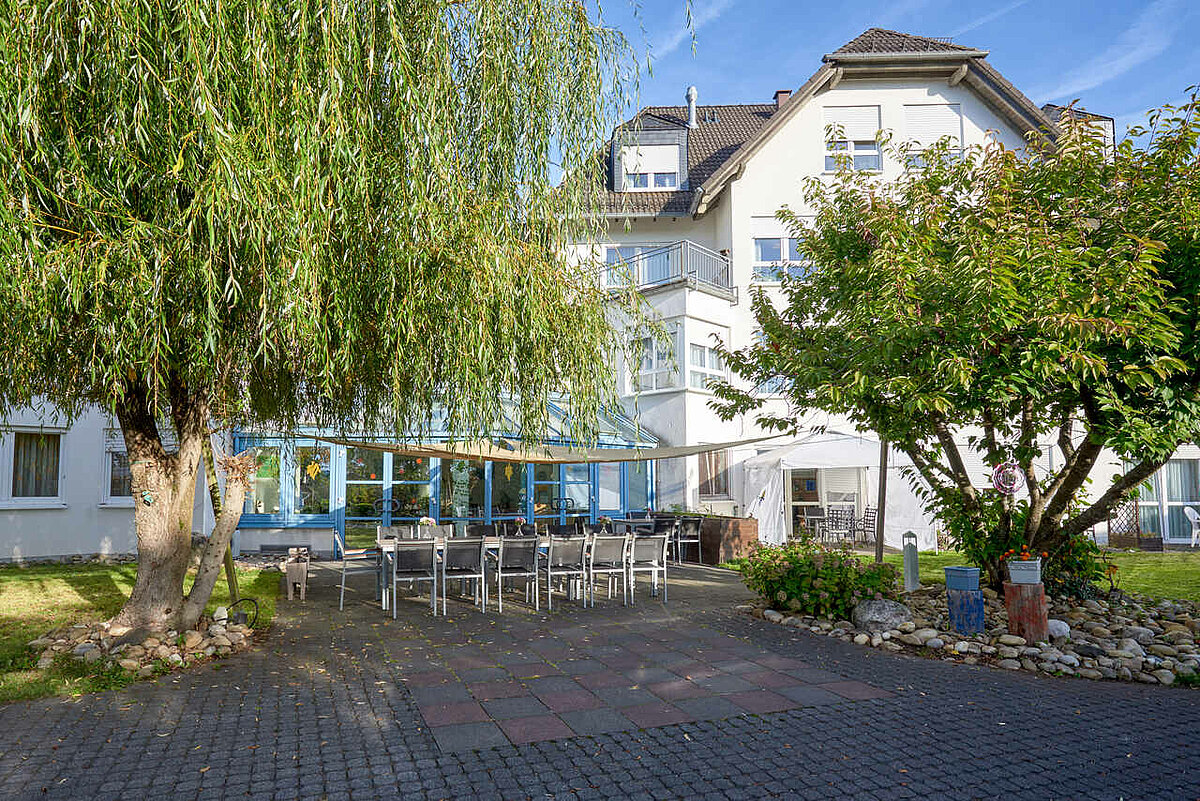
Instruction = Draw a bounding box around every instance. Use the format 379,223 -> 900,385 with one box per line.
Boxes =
619,144 -> 680,192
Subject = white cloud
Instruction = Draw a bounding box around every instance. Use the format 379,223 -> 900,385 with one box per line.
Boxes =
1033,0 -> 1179,104
948,0 -> 1032,38
651,0 -> 734,60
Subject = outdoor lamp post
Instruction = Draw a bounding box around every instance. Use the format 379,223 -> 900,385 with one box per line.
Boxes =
902,531 -> 919,592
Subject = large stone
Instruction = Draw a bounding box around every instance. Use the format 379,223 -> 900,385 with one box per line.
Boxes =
1118,638 -> 1146,658
997,634 -> 1026,647
1152,669 -> 1176,686
1123,625 -> 1155,644
913,628 -> 939,642
1047,619 -> 1071,639
852,600 -> 912,633
997,659 -> 1022,670
210,635 -> 232,648
182,631 -> 203,649
1071,642 -> 1105,658
118,659 -> 140,671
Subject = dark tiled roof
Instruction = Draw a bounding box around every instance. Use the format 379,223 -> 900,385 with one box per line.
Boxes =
601,104 -> 775,217
1041,103 -> 1113,123
832,28 -> 974,54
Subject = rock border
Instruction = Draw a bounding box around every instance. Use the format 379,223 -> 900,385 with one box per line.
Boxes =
28,614 -> 257,678
740,584 -> 1200,687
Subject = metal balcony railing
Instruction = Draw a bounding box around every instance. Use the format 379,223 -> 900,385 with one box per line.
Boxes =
606,241 -> 736,302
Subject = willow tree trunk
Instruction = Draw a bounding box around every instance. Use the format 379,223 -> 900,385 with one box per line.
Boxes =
110,383 -> 207,633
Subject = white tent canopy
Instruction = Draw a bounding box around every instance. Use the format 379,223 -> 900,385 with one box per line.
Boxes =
743,431 -> 938,549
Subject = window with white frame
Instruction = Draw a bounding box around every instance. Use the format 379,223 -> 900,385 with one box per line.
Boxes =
752,330 -> 787,395
629,324 -> 679,392
619,144 -> 680,192
1134,459 -> 1200,542
823,105 -> 882,172
903,103 -> 963,167
688,343 -> 725,390
0,429 -> 65,506
752,236 -> 811,282
699,449 -> 730,498
102,428 -> 133,505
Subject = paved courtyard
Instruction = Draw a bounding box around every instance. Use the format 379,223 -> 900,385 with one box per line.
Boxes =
1,563 -> 1199,800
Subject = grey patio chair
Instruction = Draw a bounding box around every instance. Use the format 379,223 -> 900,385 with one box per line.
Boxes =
825,509 -> 855,542
672,516 -> 702,565
856,508 -> 878,543
389,538 -> 438,618
549,523 -> 577,536
441,537 -> 487,614
542,535 -> 588,610
587,534 -> 630,607
628,533 -> 669,604
492,536 -> 539,612
336,527 -> 382,611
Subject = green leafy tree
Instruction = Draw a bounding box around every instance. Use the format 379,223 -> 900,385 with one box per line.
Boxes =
0,0 -> 640,630
714,98 -> 1200,589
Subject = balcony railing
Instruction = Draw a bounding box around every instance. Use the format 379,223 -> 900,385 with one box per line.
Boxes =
606,240 -> 736,302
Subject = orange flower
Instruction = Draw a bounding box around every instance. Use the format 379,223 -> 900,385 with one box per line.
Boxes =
1041,551 -> 1049,558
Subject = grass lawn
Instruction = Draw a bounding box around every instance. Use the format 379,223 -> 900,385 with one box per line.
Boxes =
876,550 -> 1200,601
0,563 -> 279,704
722,548 -> 1200,601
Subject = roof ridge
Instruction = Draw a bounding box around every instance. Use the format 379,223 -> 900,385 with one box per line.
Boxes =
833,27 -> 975,55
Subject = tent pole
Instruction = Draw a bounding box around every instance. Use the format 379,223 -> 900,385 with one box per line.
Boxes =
875,439 -> 888,564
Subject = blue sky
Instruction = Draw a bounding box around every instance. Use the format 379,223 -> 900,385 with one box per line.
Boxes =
601,0 -> 1199,138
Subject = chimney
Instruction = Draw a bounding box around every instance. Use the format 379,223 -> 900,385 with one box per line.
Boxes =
686,86 -> 698,129
774,89 -> 791,109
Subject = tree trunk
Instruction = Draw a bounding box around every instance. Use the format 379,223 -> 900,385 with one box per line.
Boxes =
110,379 -> 207,633
180,449 -> 253,629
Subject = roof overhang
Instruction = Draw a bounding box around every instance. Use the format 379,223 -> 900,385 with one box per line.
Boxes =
691,52 -> 1055,218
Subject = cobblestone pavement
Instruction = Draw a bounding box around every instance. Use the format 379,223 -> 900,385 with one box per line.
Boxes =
1,563 -> 1198,800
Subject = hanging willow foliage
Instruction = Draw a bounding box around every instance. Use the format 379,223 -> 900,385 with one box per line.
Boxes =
0,0 -> 644,629
0,0 -> 639,442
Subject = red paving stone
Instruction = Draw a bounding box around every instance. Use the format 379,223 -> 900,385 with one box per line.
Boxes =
726,690 -> 800,715
537,690 -> 605,713
743,669 -> 802,689
418,701 -> 490,727
466,680 -> 528,700
498,714 -> 575,745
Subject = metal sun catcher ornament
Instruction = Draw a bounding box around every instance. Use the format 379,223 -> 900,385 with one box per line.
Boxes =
992,461 -> 1022,495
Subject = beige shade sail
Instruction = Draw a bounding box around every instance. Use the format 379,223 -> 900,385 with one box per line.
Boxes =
315,434 -> 785,464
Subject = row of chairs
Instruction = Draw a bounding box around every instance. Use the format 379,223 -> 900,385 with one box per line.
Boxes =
348,516 -> 702,564
357,532 -> 670,617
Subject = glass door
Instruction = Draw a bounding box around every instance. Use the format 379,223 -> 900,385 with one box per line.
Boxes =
344,447 -> 385,549
389,456 -> 433,525
788,468 -> 820,538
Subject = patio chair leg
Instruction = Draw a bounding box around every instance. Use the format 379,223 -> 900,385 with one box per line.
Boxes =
662,567 -> 667,604
339,564 -> 347,611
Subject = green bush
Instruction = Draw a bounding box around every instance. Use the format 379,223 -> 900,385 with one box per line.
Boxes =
741,537 -> 898,619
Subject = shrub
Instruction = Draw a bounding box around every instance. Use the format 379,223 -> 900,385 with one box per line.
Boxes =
740,536 -> 898,619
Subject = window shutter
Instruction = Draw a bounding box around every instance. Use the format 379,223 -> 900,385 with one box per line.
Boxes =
903,103 -> 963,147
823,106 -> 881,141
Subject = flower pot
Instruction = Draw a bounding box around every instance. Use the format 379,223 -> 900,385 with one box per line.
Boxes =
1007,558 -> 1042,585
944,566 -> 980,591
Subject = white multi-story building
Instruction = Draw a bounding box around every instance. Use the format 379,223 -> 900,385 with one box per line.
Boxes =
3,28 -> 1197,560
585,28 -> 1159,545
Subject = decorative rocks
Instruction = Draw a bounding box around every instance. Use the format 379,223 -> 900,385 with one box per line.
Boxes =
1047,619 -> 1071,639
28,617 -> 255,676
851,599 -> 913,632
748,584 -> 1200,688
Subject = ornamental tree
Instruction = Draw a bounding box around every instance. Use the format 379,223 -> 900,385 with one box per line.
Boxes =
713,98 -> 1200,589
0,0 -> 639,630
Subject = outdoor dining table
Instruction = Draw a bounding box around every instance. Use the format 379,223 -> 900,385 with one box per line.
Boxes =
609,517 -> 655,534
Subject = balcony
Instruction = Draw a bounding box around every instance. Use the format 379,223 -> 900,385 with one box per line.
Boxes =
606,240 -> 736,303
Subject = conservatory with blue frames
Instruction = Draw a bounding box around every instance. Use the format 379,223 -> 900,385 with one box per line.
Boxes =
231,401 -> 657,554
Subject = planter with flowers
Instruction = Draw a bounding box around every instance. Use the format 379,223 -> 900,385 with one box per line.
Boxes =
1001,545 -> 1048,584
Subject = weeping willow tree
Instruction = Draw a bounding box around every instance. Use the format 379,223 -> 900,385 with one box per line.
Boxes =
0,0 -> 641,631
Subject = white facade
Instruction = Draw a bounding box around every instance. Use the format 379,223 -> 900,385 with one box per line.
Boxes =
0,406 -> 214,560
590,33 -> 1194,547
